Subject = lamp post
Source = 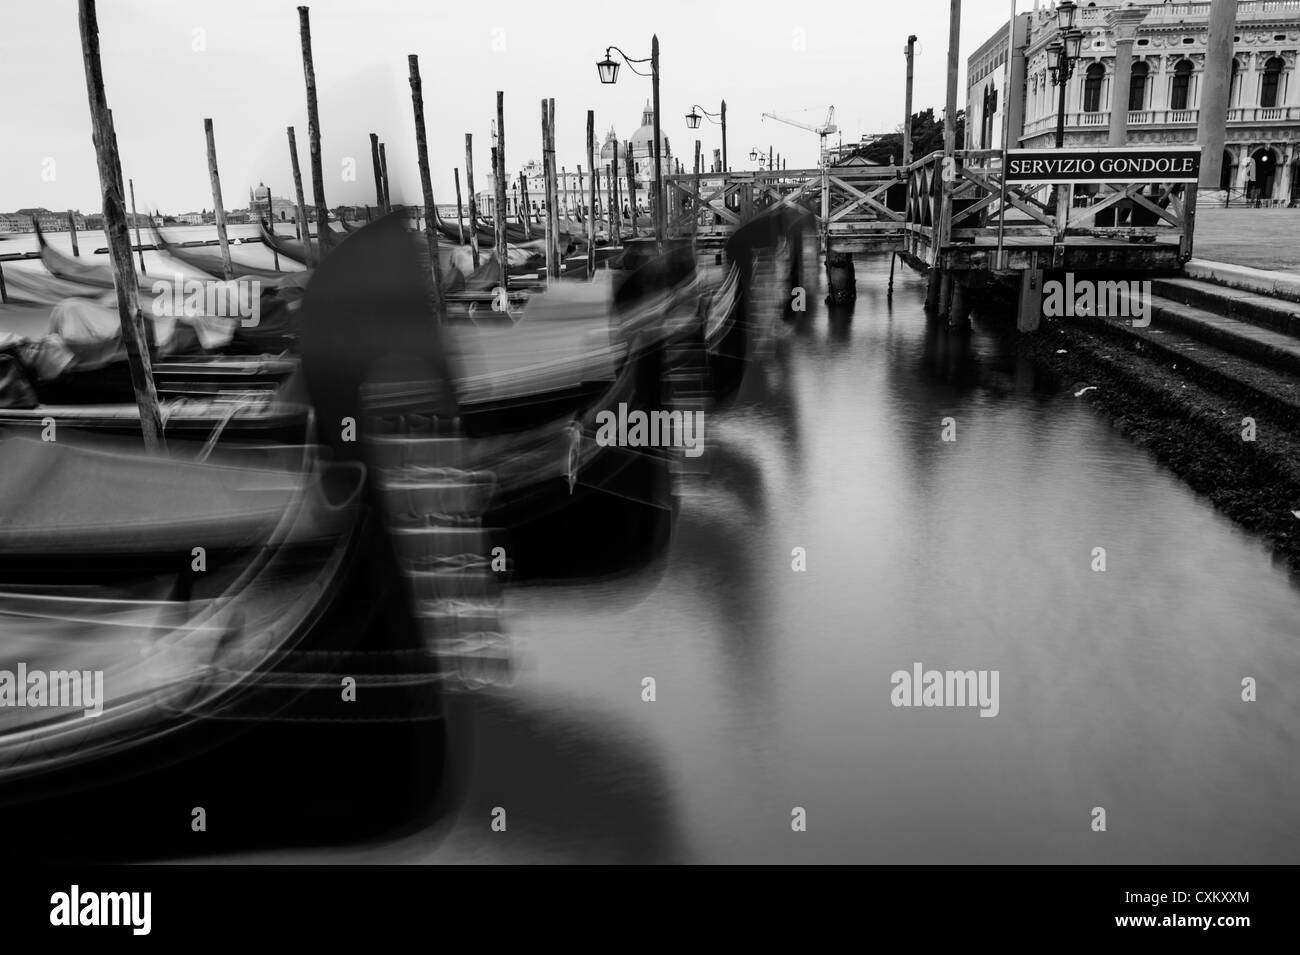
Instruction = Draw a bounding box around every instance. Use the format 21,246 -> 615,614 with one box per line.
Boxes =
1047,1 -> 1084,149
685,101 -> 727,172
598,37 -> 663,248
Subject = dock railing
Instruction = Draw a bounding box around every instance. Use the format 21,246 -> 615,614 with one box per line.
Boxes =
904,148 -> 1198,270
663,165 -> 907,248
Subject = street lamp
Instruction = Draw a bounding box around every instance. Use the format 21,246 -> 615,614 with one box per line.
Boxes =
685,102 -> 727,172
597,37 -> 664,247
1047,1 -> 1083,149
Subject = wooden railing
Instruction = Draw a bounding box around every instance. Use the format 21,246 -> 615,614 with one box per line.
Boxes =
903,149 -> 1198,267
663,165 -> 907,242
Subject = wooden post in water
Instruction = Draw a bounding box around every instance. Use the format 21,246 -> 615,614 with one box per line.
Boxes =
379,142 -> 391,214
464,134 -> 481,269
519,171 -> 532,239
286,125 -> 314,266
66,210 -> 81,256
541,98 -> 560,279
540,100 -> 552,278
298,5 -> 330,255
626,140 -> 637,238
494,91 -> 509,288
204,118 -> 234,280
586,110 -> 596,275
560,166 -> 568,219
606,162 -> 617,247
408,53 -> 445,320
454,167 -> 466,244
612,140 -> 621,244
262,184 -> 280,271
369,133 -> 385,213
127,180 -> 146,273
77,0 -> 164,453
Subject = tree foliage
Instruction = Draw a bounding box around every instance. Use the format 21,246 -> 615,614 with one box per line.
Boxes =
841,108 -> 966,165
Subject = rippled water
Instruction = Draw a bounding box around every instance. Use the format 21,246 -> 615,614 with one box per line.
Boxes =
190,253 -> 1300,865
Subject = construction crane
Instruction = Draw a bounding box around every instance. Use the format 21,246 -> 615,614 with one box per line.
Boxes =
761,106 -> 838,167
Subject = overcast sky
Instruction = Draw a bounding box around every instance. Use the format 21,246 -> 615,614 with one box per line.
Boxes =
0,0 -> 1023,214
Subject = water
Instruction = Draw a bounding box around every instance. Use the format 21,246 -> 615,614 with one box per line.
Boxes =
206,255 -> 1300,864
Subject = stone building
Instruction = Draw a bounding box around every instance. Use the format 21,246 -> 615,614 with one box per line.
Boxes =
967,0 -> 1300,203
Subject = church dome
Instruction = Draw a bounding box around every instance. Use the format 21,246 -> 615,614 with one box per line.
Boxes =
628,101 -> 671,158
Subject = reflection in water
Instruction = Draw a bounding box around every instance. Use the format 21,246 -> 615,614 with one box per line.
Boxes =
227,255 -> 1300,864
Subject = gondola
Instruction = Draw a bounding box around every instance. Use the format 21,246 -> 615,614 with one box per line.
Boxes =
32,219 -> 117,289
150,224 -> 289,282
259,218 -> 342,265
0,419 -> 447,860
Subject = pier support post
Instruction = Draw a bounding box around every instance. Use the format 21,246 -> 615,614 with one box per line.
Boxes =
948,279 -> 970,329
1017,268 -> 1043,333
925,265 -> 941,309
938,269 -> 953,319
825,250 -> 856,305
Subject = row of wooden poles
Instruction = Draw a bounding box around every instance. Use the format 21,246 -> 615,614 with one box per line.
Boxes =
69,0 -> 649,454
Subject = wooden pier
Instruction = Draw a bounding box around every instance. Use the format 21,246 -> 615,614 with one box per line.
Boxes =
661,144 -> 1199,324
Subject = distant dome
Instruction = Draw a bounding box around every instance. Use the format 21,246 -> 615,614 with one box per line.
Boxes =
599,125 -> 620,161
629,101 -> 671,157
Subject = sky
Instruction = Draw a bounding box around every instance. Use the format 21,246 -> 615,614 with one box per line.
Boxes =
0,0 -> 1024,214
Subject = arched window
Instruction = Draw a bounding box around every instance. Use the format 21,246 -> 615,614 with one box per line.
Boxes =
1129,62 -> 1150,111
1083,63 -> 1105,113
1171,60 -> 1193,111
1261,56 -> 1284,108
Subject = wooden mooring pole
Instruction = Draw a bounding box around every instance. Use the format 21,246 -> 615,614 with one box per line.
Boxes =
370,133 -> 385,212
454,167 -> 466,244
286,125 -> 314,266
494,90 -> 509,288
298,5 -> 330,255
625,140 -> 636,239
127,179 -> 145,273
464,134 -> 481,269
204,119 -> 234,280
518,171 -> 532,239
586,109 -> 596,275
542,98 -> 560,279
77,0 -> 164,453
379,142 -> 391,214
67,210 -> 81,256
408,53 -> 445,319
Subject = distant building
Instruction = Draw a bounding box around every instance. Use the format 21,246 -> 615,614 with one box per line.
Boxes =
482,101 -> 675,218
0,208 -> 87,232
967,0 -> 1300,203
176,212 -> 206,225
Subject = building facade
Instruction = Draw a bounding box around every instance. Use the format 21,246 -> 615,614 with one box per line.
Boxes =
0,208 -> 87,232
968,0 -> 1300,203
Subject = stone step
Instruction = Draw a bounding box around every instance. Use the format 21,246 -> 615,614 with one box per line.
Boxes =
1068,308 -> 1300,422
1183,258 -> 1300,305
1145,293 -> 1300,376
1151,277 -> 1300,338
